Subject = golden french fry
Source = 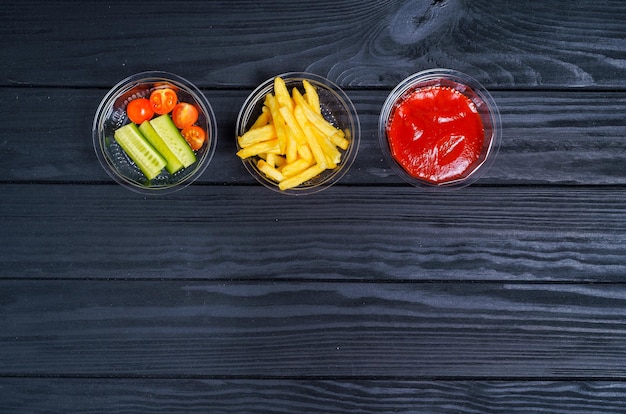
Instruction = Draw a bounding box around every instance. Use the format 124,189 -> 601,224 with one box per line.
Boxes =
238,124 -> 277,147
297,143 -> 313,163
279,164 -> 325,191
291,87 -> 316,115
279,105 -> 309,163
280,157 -> 312,177
264,92 -> 276,109
279,106 -> 306,145
299,101 -> 344,140
265,153 -> 286,168
257,159 -> 285,182
250,107 -> 271,129
274,77 -> 293,110
310,126 -> 340,167
329,131 -> 350,150
291,87 -> 305,106
294,105 -> 328,169
302,79 -> 321,114
236,139 -> 281,159
265,94 -> 289,154
285,131 -> 299,164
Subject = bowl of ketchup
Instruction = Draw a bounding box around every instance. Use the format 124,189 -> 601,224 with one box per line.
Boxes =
379,69 -> 501,189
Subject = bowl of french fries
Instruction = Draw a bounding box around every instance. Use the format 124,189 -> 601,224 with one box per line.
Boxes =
236,72 -> 360,195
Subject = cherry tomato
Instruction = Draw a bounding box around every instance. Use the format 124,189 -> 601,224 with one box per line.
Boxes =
181,125 -> 206,151
150,88 -> 178,115
126,98 -> 154,124
172,102 -> 199,129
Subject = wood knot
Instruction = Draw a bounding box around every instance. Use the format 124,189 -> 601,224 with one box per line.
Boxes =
389,0 -> 460,45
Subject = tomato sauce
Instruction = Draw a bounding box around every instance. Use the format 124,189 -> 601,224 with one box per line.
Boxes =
387,85 -> 485,184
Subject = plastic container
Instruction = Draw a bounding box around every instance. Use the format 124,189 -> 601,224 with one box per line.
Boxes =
379,69 -> 501,190
236,72 -> 360,195
93,71 -> 217,194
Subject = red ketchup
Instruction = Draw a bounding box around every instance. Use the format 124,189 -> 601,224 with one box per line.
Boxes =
387,85 -> 485,184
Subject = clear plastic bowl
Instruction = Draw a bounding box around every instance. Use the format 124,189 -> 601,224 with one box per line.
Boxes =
379,69 -> 501,190
236,72 -> 360,195
93,71 -> 217,194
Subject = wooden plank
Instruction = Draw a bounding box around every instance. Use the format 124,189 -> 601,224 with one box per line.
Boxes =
2,184 -> 626,281
2,378 -> 626,413
3,280 -> 626,378
1,1 -> 625,88
2,88 -> 626,185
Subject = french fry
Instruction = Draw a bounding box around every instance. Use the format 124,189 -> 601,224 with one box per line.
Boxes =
279,106 -> 306,146
302,79 -> 321,114
265,94 -> 289,154
281,158 -> 312,177
257,159 -> 285,182
236,76 -> 350,191
274,77 -> 293,111
329,131 -> 350,150
294,105 -> 328,169
291,87 -> 306,107
250,107 -> 271,129
299,101 -> 344,140
236,138 -> 281,159
291,87 -> 317,116
297,142 -> 313,163
237,124 -> 277,147
265,153 -> 286,168
285,130 -> 299,164
279,164 -> 325,191
310,126 -> 340,167
279,105 -> 309,163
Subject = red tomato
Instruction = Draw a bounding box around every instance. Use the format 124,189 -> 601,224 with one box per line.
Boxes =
172,102 -> 199,129
181,125 -> 206,151
150,88 -> 178,115
126,98 -> 154,124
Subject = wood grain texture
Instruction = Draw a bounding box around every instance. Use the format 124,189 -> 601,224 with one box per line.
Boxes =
3,281 -> 626,378
2,0 -> 626,410
2,184 -> 626,281
2,379 -> 626,413
2,88 -> 626,185
1,0 -> 625,88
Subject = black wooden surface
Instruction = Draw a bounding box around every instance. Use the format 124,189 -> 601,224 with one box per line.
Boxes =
2,0 -> 626,412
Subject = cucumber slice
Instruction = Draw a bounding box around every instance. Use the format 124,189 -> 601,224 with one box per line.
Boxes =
139,121 -> 183,174
149,114 -> 197,168
114,123 -> 166,180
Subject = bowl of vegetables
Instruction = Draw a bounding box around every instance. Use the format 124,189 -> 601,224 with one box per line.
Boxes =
93,71 -> 217,194
235,72 -> 360,195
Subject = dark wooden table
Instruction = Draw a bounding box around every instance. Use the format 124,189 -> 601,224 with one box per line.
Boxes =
2,1 -> 626,412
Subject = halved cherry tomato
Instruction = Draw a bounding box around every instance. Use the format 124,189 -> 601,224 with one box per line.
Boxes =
172,102 -> 199,129
181,125 -> 206,151
126,98 -> 154,124
150,88 -> 177,115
